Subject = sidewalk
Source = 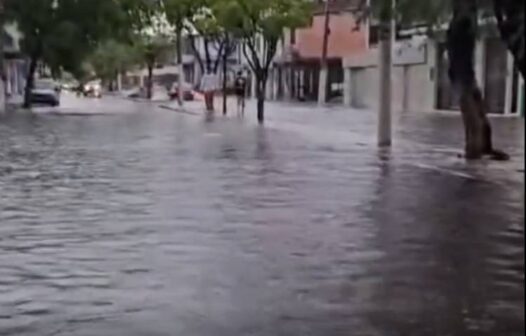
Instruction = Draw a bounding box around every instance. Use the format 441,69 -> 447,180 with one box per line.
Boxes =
159,97 -> 524,184
5,94 -> 24,111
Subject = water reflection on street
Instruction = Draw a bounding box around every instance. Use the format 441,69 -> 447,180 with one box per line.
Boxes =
0,98 -> 524,335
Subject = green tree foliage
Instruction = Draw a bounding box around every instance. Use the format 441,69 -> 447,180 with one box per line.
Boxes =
219,0 -> 312,122
164,0 -> 224,74
361,0 -> 523,76
89,40 -> 138,89
5,0 -> 141,107
164,0 -> 241,111
134,34 -> 174,99
360,0 -> 522,159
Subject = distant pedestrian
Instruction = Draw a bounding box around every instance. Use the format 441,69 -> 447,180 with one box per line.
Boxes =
234,71 -> 247,116
200,71 -> 218,112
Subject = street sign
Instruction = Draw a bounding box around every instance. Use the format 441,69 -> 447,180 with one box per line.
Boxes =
393,38 -> 427,65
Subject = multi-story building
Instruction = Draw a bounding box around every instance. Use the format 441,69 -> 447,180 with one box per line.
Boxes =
271,0 -> 365,102
342,23 -> 524,115
266,0 -> 524,116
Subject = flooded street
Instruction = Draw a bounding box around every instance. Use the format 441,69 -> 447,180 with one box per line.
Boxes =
0,96 -> 524,335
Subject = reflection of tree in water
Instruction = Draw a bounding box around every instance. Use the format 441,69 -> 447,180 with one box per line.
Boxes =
360,158 -> 524,335
255,126 -> 272,161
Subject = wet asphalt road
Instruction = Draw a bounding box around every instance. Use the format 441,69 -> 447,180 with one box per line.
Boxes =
0,95 -> 524,336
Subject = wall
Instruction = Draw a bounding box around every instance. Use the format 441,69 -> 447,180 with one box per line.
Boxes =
344,40 -> 438,113
294,11 -> 367,59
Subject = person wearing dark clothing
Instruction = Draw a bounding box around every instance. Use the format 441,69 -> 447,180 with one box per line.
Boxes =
234,71 -> 247,116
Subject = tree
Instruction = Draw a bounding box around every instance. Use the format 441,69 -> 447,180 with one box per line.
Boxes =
163,0 -> 204,106
165,0 -> 241,112
493,0 -> 524,77
205,0 -> 241,115
222,0 -> 312,123
192,4 -> 225,74
219,34 -> 238,115
135,33 -> 174,99
89,40 -> 138,91
5,0 -> 132,108
359,0 -> 522,159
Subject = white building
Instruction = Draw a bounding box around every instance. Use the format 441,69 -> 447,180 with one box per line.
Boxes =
2,23 -> 27,108
342,32 -> 524,115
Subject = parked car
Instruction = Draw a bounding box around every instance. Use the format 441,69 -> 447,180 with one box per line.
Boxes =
61,81 -> 78,91
125,87 -> 142,99
169,82 -> 194,101
83,81 -> 102,98
31,79 -> 61,106
127,85 -> 169,100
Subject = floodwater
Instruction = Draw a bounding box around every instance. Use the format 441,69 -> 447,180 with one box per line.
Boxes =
0,96 -> 524,335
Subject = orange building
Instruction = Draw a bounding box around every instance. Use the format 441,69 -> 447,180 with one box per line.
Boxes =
273,0 -> 367,101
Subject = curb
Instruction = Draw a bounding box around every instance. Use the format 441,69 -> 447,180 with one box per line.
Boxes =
158,104 -> 201,116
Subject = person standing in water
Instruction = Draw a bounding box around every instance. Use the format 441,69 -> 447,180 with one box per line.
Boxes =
200,70 -> 218,112
234,71 -> 247,116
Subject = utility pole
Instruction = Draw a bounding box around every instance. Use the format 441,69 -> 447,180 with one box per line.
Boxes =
317,0 -> 331,105
176,24 -> 184,107
0,0 -> 5,113
377,0 -> 395,147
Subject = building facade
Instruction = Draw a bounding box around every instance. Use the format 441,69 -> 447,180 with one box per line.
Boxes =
342,31 -> 524,115
3,23 -> 28,105
265,2 -> 524,116
270,0 -> 366,102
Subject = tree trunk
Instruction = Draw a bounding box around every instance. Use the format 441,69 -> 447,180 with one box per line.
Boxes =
214,41 -> 225,74
256,74 -> 267,123
176,27 -> 184,107
448,0 -> 508,160
493,0 -> 525,78
23,55 -> 39,109
204,38 -> 212,74
188,34 -> 204,75
146,63 -> 153,100
222,47 -> 228,115
318,0 -> 331,105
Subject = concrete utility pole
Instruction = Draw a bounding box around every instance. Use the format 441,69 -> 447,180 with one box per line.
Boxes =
176,26 -> 184,107
0,0 -> 5,113
377,0 -> 395,147
317,0 -> 331,105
